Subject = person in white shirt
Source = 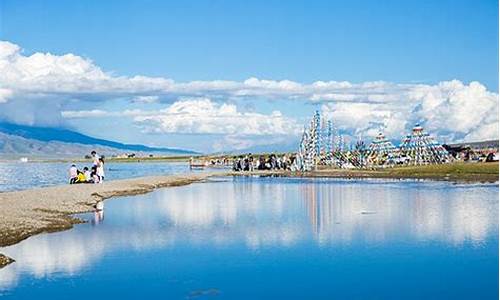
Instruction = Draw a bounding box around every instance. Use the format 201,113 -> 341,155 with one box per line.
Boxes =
83,167 -> 92,182
91,151 -> 100,167
69,164 -> 78,184
96,158 -> 105,183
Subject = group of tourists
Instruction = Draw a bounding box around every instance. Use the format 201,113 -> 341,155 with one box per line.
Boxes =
232,153 -> 295,171
69,151 -> 105,184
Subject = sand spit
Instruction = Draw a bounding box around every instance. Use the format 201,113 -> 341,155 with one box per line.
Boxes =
0,254 -> 14,268
0,171 -> 226,266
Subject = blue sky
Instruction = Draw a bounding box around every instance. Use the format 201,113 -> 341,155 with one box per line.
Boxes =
0,0 -> 498,152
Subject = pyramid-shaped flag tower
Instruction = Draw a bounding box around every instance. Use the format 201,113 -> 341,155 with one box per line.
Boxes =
399,123 -> 450,165
366,132 -> 397,166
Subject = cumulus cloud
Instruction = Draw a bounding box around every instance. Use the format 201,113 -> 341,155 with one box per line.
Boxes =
322,80 -> 499,143
63,98 -> 302,136
134,98 -> 301,136
1,40 -> 498,145
409,81 -> 498,142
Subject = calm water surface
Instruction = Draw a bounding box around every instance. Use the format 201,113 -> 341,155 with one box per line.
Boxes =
0,177 -> 498,299
0,161 -> 196,192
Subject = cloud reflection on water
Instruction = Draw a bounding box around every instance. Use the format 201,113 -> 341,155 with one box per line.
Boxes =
0,178 -> 497,290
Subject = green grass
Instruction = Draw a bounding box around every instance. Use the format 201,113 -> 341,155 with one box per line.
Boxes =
382,162 -> 498,180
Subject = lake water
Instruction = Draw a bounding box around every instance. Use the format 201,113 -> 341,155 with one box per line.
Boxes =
0,161 -> 197,192
0,177 -> 498,299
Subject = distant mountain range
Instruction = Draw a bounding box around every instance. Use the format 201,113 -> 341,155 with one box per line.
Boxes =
0,122 -> 197,158
448,140 -> 499,149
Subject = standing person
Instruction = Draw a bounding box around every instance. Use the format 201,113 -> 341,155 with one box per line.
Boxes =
248,153 -> 254,171
238,156 -> 244,171
243,155 -> 249,171
282,154 -> 289,170
91,151 -> 100,167
259,156 -> 267,170
69,164 -> 78,184
269,154 -> 277,169
277,156 -> 282,169
232,156 -> 239,171
97,157 -> 105,183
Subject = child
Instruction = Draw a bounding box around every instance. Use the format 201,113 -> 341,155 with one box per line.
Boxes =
91,166 -> 100,184
83,167 -> 91,182
69,164 -> 78,184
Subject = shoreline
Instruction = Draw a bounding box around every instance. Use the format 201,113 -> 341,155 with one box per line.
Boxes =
230,162 -> 499,183
0,171 -> 227,268
1,163 -> 498,268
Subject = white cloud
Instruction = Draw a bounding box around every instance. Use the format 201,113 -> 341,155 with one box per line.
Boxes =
0,88 -> 13,103
64,98 -> 302,137
61,109 -> 110,118
63,98 -> 301,151
3,39 -> 491,106
409,81 -> 498,142
322,80 -> 499,143
1,40 -> 498,144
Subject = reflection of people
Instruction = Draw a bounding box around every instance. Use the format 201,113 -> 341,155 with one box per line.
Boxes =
91,201 -> 104,225
91,210 -> 104,225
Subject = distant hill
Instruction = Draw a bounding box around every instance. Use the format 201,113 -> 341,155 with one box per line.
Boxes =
448,140 -> 499,150
0,122 -> 198,158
